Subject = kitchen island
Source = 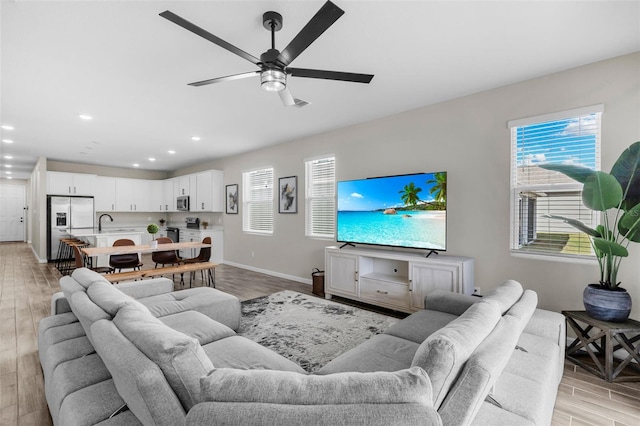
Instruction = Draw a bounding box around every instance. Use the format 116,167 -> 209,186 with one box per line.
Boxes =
72,229 -> 144,268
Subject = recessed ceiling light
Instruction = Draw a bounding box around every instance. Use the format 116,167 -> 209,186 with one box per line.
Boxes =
5,171 -> 12,174
148,158 -> 156,162
168,150 -> 176,154
6,176 -> 12,180
133,163 -> 140,167
4,155 -> 13,159
79,114 -> 93,120
191,136 -> 201,141
2,139 -> 14,144
1,125 -> 14,130
5,165 -> 12,168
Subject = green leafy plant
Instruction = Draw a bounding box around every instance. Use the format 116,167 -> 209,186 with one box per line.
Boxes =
147,223 -> 159,238
540,141 -> 640,289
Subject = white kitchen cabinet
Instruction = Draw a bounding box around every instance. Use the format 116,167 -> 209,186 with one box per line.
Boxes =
325,246 -> 474,313
47,171 -> 96,196
115,178 -> 150,212
193,170 -> 224,212
161,179 -> 175,212
148,180 -> 164,212
94,176 -> 116,212
177,175 -> 191,196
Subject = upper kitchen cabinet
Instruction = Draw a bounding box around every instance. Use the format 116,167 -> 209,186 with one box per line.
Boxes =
193,170 -> 224,212
149,180 -> 164,213
47,171 -> 96,196
161,179 -> 175,212
115,178 -> 150,212
177,175 -> 191,196
94,176 -> 116,211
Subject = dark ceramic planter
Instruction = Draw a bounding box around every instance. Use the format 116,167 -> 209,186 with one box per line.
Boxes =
583,284 -> 632,322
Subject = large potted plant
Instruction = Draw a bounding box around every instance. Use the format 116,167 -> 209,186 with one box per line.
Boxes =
540,141 -> 640,322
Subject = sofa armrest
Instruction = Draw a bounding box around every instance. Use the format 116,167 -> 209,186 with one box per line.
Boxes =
114,278 -> 174,299
186,402 -> 442,426
424,291 -> 480,316
51,292 -> 72,315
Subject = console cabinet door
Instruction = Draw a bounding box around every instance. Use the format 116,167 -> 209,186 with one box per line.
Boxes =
409,263 -> 461,310
325,252 -> 358,298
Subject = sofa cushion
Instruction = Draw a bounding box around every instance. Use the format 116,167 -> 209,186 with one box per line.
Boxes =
71,267 -> 110,289
57,378 -> 137,426
87,280 -> 151,317
113,305 -> 214,410
471,402 -> 535,426
317,334 -> 419,375
202,336 -> 306,373
424,291 -> 480,316
70,291 -> 110,344
437,314 -> 521,426
200,367 -> 432,405
384,309 -> 458,344
482,280 -> 523,314
159,311 -> 236,346
91,319 -> 187,426
411,299 -> 501,408
41,335 -> 96,383
505,290 -> 537,333
139,287 -> 241,330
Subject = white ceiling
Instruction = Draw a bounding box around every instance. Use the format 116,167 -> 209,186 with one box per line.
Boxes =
2,1 -> 639,180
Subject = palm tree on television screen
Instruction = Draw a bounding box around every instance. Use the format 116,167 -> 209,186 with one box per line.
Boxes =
427,172 -> 447,203
399,182 -> 422,207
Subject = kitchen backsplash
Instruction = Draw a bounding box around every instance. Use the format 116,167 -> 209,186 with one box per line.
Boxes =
96,211 -> 223,228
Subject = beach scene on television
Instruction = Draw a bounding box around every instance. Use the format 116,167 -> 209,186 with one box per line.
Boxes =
337,172 -> 447,250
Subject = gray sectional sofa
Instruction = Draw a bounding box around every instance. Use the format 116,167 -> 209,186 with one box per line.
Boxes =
39,268 -> 565,425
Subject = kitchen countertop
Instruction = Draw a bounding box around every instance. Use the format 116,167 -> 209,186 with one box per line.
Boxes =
71,228 -> 144,237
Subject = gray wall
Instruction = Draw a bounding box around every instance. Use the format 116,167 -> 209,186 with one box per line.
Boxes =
178,52 -> 640,316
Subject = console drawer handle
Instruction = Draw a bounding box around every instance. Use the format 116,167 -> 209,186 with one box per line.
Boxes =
376,290 -> 389,295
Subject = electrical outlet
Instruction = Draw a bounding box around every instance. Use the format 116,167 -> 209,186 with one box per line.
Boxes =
473,287 -> 481,295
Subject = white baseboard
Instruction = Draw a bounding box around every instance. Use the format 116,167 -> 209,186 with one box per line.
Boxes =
31,245 -> 48,263
223,261 -> 312,286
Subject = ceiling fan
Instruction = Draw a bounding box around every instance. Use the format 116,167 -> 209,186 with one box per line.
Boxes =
160,1 -> 374,107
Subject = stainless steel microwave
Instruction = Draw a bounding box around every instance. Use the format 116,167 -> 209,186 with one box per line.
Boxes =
177,195 -> 190,211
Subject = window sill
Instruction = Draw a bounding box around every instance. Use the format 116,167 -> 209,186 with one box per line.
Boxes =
510,250 -> 598,265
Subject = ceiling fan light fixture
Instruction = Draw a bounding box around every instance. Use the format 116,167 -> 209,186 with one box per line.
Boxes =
261,69 -> 286,92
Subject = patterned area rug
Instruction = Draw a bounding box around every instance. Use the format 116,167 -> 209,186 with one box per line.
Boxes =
238,290 -> 400,373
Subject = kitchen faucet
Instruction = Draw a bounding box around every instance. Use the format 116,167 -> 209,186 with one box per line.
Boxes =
98,213 -> 113,232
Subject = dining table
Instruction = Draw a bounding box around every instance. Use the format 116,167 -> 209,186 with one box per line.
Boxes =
81,241 -> 210,257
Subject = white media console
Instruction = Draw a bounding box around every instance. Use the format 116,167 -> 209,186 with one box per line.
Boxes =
325,246 -> 474,313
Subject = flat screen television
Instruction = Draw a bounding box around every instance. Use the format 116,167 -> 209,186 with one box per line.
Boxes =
336,172 -> 447,252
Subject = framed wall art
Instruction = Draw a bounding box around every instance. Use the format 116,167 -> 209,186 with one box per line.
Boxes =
226,184 -> 238,214
278,176 -> 297,214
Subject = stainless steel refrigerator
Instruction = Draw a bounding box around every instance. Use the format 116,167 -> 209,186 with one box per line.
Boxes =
47,195 -> 95,261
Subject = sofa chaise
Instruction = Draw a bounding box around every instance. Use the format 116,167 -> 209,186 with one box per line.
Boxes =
38,268 -> 565,425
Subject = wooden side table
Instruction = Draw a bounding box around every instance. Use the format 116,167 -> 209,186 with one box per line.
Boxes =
563,310 -> 640,382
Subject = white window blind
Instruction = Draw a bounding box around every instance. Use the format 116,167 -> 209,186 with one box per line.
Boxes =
509,106 -> 602,258
305,156 -> 335,238
242,168 -> 274,234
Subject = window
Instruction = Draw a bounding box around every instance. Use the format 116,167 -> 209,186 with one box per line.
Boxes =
508,105 -> 603,258
242,167 -> 274,234
305,156 -> 336,238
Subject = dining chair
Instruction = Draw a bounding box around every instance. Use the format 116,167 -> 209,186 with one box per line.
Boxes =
71,243 -> 113,275
109,239 -> 143,272
182,237 -> 213,287
152,237 -> 182,268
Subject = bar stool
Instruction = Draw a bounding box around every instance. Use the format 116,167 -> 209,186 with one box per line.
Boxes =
70,243 -> 113,275
56,238 -> 86,275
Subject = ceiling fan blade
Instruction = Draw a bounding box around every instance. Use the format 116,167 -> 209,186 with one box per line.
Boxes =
288,68 -> 373,84
276,1 -> 344,66
278,88 -> 310,108
188,71 -> 260,87
160,10 -> 261,66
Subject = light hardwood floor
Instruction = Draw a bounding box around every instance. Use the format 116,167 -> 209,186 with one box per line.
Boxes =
1,242 -> 639,425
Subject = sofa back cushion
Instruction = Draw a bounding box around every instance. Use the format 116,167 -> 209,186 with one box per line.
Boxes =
91,319 -> 186,426
437,314 -> 523,425
200,367 -> 431,405
506,290 -> 538,334
71,267 -> 110,289
87,280 -> 150,317
69,291 -> 111,344
482,280 -> 524,314
113,305 -> 214,410
411,299 -> 501,408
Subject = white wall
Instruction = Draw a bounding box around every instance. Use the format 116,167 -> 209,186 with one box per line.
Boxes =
179,52 -> 640,316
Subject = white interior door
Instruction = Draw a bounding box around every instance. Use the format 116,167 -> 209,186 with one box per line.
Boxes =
0,184 -> 26,242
